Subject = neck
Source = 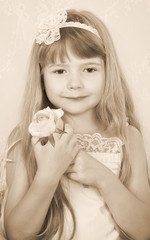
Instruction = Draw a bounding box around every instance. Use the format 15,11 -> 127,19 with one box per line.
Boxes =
63,110 -> 104,134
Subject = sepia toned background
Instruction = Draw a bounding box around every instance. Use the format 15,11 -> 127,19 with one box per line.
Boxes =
0,0 -> 150,174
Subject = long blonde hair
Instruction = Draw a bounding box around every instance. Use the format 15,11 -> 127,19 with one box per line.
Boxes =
8,9 -> 140,239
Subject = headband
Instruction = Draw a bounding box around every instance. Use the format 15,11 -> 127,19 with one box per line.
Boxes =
35,10 -> 100,45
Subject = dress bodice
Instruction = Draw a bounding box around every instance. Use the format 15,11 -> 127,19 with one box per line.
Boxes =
76,132 -> 123,175
60,133 -> 123,240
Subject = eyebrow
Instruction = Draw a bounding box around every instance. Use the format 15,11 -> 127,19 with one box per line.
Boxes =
47,62 -> 102,68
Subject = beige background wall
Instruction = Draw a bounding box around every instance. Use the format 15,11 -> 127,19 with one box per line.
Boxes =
0,0 -> 150,171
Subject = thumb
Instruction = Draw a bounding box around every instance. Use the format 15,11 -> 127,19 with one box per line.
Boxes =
68,172 -> 79,182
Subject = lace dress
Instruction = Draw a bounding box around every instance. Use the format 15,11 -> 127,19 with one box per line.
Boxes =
59,133 -> 123,240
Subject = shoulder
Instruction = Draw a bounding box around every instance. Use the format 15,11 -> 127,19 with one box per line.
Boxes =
126,124 -> 146,157
126,125 -> 142,143
125,125 -> 148,187
126,125 -> 145,160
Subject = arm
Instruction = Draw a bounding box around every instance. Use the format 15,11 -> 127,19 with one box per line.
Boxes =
4,125 -> 79,240
98,126 -> 150,240
68,126 -> 150,240
5,158 -> 59,240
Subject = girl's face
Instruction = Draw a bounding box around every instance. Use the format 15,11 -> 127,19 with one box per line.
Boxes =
43,49 -> 105,116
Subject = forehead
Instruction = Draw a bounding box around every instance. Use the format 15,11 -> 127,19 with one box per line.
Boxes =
52,47 -> 104,65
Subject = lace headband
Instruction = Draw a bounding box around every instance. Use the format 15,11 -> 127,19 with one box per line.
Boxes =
35,10 -> 100,45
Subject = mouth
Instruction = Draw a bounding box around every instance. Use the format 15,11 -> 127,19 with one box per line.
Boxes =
64,96 -> 87,100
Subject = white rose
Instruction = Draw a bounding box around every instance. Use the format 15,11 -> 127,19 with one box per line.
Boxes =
28,107 -> 64,138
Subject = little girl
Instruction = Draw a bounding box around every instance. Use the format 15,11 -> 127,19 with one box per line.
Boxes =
2,9 -> 150,240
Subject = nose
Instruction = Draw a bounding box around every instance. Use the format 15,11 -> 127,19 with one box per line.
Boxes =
67,72 -> 83,89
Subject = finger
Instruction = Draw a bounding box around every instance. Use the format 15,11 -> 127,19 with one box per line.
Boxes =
65,162 -> 76,175
66,162 -> 75,173
31,136 -> 53,150
42,139 -> 54,149
31,136 -> 49,146
56,118 -> 64,131
60,131 -> 73,143
48,135 -> 55,146
67,172 -> 79,182
53,132 -> 61,141
60,124 -> 74,142
67,155 -> 81,173
31,136 -> 40,145
64,123 -> 73,134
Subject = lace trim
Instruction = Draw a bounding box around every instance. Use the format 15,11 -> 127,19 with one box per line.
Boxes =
76,133 -> 123,153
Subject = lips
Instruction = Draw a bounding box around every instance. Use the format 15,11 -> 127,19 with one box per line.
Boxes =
63,96 -> 88,101
62,93 -> 88,98
65,96 -> 86,99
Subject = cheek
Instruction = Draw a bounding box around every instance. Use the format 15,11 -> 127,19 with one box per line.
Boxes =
44,76 -> 57,94
45,85 -> 56,101
91,78 -> 105,95
44,81 -> 62,106
93,81 -> 105,102
98,74 -> 105,93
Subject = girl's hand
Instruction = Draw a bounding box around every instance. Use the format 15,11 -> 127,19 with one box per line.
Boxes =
31,123 -> 80,184
66,150 -> 111,188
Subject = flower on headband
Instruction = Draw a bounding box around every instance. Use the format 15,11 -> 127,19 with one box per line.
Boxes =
28,107 -> 64,138
36,10 -> 67,45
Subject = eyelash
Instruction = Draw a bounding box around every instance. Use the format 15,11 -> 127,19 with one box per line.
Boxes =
54,69 -> 66,74
53,68 -> 97,74
85,68 -> 97,73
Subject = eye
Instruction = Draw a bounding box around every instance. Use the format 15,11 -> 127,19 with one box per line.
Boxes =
84,68 -> 97,73
54,69 -> 66,74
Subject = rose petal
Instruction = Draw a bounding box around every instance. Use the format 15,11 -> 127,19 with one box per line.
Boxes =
28,107 -> 64,138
